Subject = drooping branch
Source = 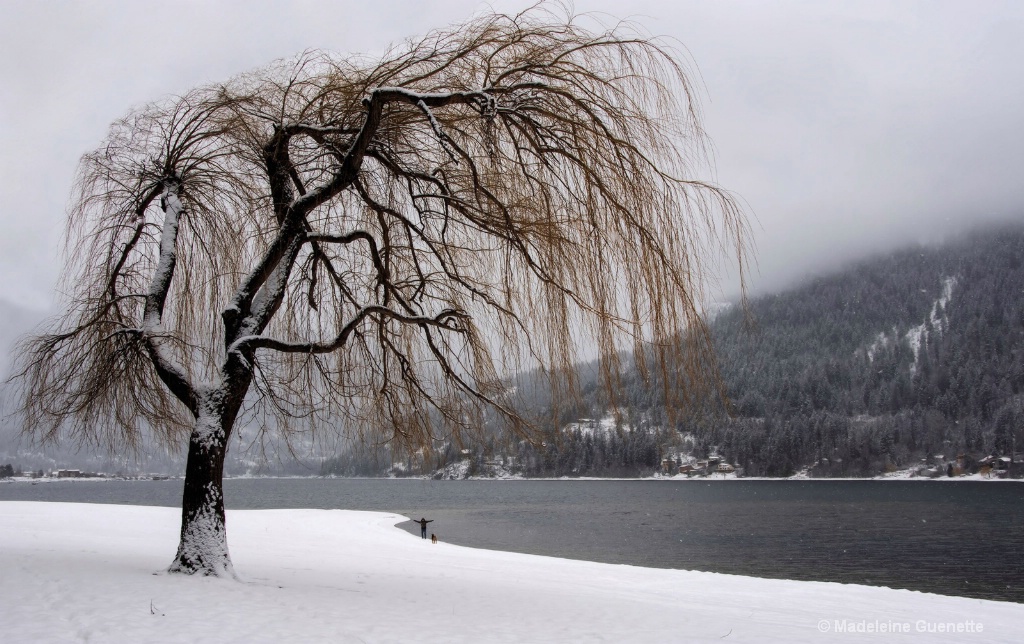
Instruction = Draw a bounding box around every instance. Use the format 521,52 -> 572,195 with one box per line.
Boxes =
304,231 -> 388,288
104,181 -> 164,298
230,306 -> 468,356
289,85 -> 504,217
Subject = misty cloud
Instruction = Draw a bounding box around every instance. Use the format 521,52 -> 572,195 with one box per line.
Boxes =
2,0 -> 1022,309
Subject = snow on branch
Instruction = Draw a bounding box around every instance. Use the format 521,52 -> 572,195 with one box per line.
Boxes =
415,99 -> 458,162
142,180 -> 183,328
290,86 -> 498,216
227,306 -> 469,356
139,178 -> 197,413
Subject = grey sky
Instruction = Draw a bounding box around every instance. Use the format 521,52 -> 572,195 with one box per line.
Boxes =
1,0 -> 1022,313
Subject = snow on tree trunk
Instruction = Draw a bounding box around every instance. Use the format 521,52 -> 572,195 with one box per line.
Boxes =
168,391 -> 234,577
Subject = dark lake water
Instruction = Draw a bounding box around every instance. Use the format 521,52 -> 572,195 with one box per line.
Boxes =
2,478 -> 1021,603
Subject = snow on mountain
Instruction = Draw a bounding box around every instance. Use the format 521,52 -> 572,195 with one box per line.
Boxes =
905,275 -> 956,374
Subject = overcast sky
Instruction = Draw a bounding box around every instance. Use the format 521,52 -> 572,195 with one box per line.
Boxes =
1,0 -> 1022,313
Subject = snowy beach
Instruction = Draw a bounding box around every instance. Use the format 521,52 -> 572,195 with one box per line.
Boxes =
1,502 -> 1020,643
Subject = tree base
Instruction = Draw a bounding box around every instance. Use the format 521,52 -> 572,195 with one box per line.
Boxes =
167,503 -> 235,578
167,553 -> 235,578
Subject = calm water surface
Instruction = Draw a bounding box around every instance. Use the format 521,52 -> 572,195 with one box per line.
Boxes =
2,478 -> 1021,603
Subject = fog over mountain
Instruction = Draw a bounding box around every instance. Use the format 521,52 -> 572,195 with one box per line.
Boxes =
2,1 -> 1023,308
0,299 -> 48,441
0,300 -> 47,377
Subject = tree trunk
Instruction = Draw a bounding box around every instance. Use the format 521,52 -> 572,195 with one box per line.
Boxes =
168,392 -> 235,576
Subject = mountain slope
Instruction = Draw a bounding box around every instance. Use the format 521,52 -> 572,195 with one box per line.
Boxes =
680,223 -> 1024,475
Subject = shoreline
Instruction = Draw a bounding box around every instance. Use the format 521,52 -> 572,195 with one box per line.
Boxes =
6,471 -> 1022,483
2,501 -> 1022,642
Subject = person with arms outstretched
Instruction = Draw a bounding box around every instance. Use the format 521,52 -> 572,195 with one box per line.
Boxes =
416,517 -> 433,539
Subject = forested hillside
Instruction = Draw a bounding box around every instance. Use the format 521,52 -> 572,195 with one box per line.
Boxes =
329,223 -> 1024,478
601,223 -> 1024,476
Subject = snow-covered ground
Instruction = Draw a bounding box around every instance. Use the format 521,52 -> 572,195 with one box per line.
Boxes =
1,502 -> 1020,643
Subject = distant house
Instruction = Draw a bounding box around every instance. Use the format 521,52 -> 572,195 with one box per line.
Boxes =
677,457 -> 743,477
978,456 -> 1011,471
55,469 -> 82,478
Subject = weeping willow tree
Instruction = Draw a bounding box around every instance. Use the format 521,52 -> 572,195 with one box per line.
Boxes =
13,6 -> 748,575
